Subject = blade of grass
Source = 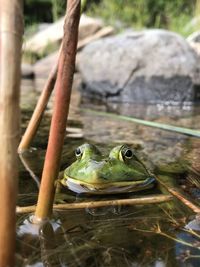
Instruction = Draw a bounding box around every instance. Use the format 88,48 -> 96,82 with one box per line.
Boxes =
83,109 -> 200,138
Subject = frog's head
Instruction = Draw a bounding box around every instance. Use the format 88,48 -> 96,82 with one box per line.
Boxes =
61,143 -> 155,194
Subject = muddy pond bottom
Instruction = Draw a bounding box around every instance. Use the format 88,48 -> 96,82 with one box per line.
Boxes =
16,203 -> 200,267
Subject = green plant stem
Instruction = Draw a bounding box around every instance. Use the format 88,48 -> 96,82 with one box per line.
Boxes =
83,109 -> 200,138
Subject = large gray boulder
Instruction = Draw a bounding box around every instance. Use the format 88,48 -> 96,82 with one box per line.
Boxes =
78,29 -> 200,104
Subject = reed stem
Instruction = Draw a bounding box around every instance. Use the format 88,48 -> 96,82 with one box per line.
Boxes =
18,45 -> 61,152
0,0 -> 23,265
157,176 -> 200,213
34,0 -> 81,221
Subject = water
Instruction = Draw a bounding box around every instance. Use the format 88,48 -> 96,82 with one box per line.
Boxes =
16,78 -> 200,266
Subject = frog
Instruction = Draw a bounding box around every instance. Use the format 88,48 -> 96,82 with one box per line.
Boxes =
61,143 -> 156,194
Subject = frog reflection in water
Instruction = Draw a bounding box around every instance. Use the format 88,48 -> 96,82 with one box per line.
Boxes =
61,143 -> 156,194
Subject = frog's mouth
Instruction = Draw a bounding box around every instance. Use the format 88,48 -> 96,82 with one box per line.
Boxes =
61,176 -> 156,194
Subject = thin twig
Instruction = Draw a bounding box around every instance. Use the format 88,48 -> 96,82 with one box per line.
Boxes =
156,176 -> 200,213
17,194 -> 172,214
132,223 -> 200,250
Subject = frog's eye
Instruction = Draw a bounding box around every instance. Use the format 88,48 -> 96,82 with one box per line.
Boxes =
75,147 -> 82,158
124,148 -> 133,159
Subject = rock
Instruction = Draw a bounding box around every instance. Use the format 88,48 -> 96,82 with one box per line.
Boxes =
33,51 -> 59,90
77,26 -> 114,51
78,14 -> 103,41
25,14 -> 103,55
33,26 -> 114,90
78,29 -> 200,104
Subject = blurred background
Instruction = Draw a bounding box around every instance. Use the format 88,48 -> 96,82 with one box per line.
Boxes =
24,0 -> 198,36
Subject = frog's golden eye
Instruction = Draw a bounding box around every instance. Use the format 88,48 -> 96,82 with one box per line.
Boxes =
124,148 -> 133,159
75,147 -> 82,158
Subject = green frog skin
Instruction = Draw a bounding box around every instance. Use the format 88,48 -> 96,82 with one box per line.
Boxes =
61,143 -> 156,194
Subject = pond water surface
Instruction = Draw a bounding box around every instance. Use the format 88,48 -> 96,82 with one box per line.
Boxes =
16,78 -> 200,266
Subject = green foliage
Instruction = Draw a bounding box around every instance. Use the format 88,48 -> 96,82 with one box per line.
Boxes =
24,0 -> 198,36
24,0 -> 66,26
51,0 -> 66,21
24,0 -> 52,25
86,0 -> 196,35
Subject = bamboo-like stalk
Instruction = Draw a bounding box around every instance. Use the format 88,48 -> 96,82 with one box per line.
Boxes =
0,0 -> 23,266
18,45 -> 61,152
34,0 -> 81,222
17,194 -> 173,214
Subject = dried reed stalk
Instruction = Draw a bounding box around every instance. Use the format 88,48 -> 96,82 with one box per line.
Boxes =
34,0 -> 81,221
17,194 -> 173,214
157,176 -> 200,213
18,45 -> 62,152
18,24 -> 113,153
77,26 -> 114,50
0,0 -> 23,266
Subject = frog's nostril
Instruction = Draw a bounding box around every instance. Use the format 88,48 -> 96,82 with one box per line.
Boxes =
92,168 -> 108,182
